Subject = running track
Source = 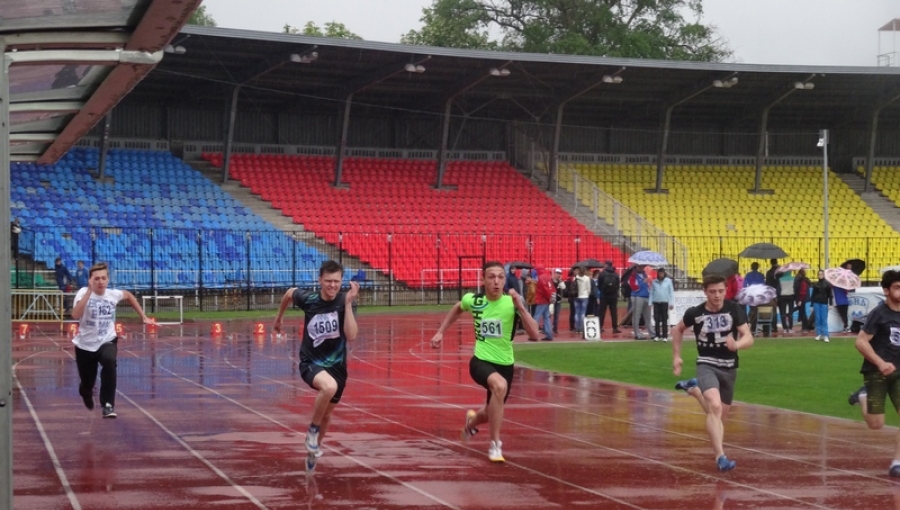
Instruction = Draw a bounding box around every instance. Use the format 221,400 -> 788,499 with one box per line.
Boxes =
10,313 -> 900,509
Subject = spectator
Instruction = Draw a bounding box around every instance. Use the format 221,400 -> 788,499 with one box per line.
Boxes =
629,264 -> 652,339
649,268 -> 674,341
524,274 -> 537,317
10,217 -> 21,257
793,269 -> 812,332
54,257 -> 74,313
833,261 -> 854,332
597,262 -> 621,334
533,268 -> 555,341
566,269 -> 578,332
573,267 -> 591,334
777,270 -> 795,334
74,260 -> 89,290
744,261 -> 765,333
621,265 -> 635,311
765,259 -> 781,334
587,269 -> 600,317
725,273 -> 742,301
810,269 -> 833,342
552,268 -> 565,335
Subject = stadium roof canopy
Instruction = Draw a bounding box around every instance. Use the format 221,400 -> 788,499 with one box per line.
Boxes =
131,25 -> 900,133
3,0 -> 200,164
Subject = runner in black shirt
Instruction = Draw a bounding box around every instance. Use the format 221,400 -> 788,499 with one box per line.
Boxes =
273,260 -> 359,472
672,274 -> 753,472
848,270 -> 900,477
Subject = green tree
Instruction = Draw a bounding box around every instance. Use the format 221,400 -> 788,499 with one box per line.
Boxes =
287,21 -> 362,40
186,5 -> 216,27
402,0 -> 731,62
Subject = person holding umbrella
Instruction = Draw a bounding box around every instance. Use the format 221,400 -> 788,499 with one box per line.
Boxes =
847,270 -> 900,477
833,261 -> 855,332
810,270 -> 833,342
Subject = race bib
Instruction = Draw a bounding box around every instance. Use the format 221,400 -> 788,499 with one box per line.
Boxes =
480,319 -> 503,338
308,312 -> 340,347
698,312 -> 734,343
890,326 -> 900,346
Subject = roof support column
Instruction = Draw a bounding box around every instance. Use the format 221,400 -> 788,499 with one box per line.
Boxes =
333,93 -> 353,188
221,84 -> 240,183
652,73 -> 736,194
97,113 -> 111,180
752,76 -> 813,193
0,42 -> 14,510
549,103 -> 564,193
864,91 -> 900,192
864,110 -> 879,192
435,98 -> 453,190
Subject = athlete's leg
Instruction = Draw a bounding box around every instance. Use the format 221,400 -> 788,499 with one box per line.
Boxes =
701,387 -> 727,459
860,372 -> 887,430
310,370 -> 338,426
97,340 -> 118,407
686,386 -> 710,414
484,372 -> 508,442
317,402 -> 338,446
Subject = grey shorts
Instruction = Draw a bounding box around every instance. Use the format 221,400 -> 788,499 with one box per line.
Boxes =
696,363 -> 737,405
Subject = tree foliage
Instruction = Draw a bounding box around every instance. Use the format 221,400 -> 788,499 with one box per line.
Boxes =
285,21 -> 362,40
402,0 -> 731,62
186,5 -> 216,27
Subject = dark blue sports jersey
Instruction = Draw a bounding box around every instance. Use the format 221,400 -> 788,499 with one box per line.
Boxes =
861,302 -> 900,373
293,289 -> 348,368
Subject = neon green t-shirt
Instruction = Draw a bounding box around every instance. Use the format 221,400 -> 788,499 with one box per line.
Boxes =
461,293 -> 519,366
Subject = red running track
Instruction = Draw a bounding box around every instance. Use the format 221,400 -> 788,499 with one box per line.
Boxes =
10,313 -> 900,509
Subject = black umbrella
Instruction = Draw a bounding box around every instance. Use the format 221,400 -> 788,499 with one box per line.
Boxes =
738,242 -> 789,259
505,261 -> 533,270
573,258 -> 606,269
841,259 -> 866,276
702,258 -> 739,278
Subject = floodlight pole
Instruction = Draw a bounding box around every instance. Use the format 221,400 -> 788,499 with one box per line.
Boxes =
821,129 -> 830,268
0,42 -> 14,510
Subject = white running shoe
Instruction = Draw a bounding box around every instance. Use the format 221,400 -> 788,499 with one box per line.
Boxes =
488,440 -> 505,463
305,429 -> 319,454
815,335 -> 822,341
823,337 -> 829,343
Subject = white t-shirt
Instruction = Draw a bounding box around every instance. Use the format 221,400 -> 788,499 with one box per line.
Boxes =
575,275 -> 592,299
72,288 -> 125,352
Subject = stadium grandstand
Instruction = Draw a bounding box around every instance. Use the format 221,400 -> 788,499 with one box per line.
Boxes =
6,6 -> 900,506
9,24 -> 900,308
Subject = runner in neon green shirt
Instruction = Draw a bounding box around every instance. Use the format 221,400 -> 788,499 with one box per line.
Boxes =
431,261 -> 539,463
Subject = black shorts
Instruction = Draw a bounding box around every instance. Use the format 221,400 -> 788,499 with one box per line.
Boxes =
299,362 -> 347,404
469,356 -> 514,405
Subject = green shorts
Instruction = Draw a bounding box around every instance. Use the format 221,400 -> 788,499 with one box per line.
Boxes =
863,370 -> 900,415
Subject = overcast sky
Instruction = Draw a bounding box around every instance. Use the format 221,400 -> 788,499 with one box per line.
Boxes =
203,0 -> 898,66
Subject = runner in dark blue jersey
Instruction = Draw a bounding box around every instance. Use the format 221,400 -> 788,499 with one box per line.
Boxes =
273,260 -> 359,472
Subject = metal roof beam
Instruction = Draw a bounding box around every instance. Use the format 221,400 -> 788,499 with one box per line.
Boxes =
11,86 -> 90,103
10,133 -> 57,143
38,0 -> 202,164
10,116 -> 70,134
9,101 -> 84,113
6,49 -> 162,66
1,31 -> 130,49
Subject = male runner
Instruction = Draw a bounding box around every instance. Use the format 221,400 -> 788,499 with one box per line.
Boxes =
273,260 -> 359,472
672,274 -> 753,472
847,270 -> 900,477
431,261 -> 539,462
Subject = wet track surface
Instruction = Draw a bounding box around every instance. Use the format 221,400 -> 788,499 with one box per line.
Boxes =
11,313 -> 900,509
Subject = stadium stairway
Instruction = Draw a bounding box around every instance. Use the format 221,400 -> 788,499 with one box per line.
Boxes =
186,157 -> 392,288
837,172 -> 900,234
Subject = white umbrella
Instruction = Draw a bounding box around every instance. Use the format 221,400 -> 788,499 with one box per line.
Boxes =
775,261 -> 810,274
735,284 -> 777,306
824,268 -> 862,290
627,250 -> 668,267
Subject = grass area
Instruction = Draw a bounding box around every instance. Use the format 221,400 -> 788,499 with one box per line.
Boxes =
515,336 -> 887,424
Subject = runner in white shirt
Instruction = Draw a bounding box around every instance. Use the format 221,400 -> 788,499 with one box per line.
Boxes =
71,262 -> 153,418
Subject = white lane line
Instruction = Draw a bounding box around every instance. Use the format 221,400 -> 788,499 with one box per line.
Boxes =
114,392 -> 270,510
13,349 -> 82,510
151,351 -> 463,510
